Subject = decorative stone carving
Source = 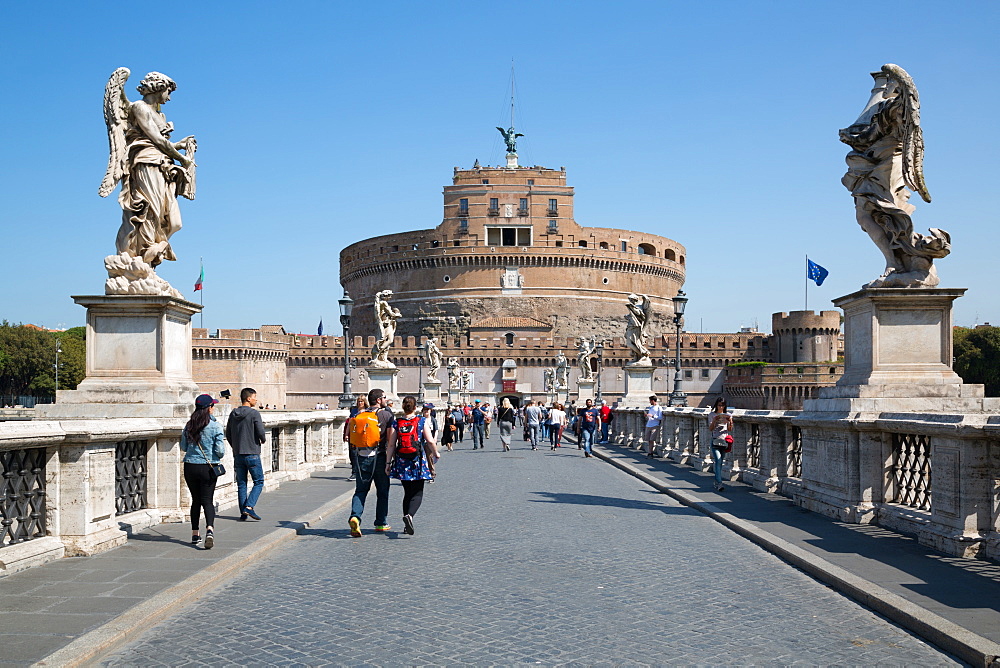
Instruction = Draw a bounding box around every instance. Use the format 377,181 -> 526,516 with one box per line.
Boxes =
625,293 -> 652,366
100,68 -> 197,298
577,336 -> 597,381
369,290 -> 401,368
543,367 -> 556,393
554,351 -> 569,389
839,64 -> 949,288
425,337 -> 442,382
447,357 -> 462,388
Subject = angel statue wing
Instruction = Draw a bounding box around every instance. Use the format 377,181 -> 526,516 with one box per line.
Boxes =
98,67 -> 132,198
640,294 -> 652,337
883,64 -> 931,204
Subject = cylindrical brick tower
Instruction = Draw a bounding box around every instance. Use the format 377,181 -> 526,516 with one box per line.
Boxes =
340,161 -> 686,341
771,311 -> 841,363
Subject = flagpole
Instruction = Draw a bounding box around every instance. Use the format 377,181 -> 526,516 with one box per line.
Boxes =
199,256 -> 204,329
805,254 -> 808,312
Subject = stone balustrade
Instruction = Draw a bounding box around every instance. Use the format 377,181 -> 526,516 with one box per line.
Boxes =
608,406 -> 1000,563
0,409 -> 349,575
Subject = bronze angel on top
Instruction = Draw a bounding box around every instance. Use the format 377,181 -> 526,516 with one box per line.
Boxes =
839,64 -> 949,288
99,68 -> 197,297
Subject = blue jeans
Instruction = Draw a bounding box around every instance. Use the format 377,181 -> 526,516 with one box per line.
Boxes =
234,454 -> 265,512
527,424 -> 539,448
711,445 -> 726,484
600,422 -> 610,443
581,428 -> 597,454
351,452 -> 390,526
541,423 -> 551,440
471,422 -> 486,448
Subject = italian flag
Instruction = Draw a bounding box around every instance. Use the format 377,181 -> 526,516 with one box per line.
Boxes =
194,263 -> 204,291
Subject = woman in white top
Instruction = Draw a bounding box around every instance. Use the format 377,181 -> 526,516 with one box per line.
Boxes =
708,397 -> 733,492
548,403 -> 568,450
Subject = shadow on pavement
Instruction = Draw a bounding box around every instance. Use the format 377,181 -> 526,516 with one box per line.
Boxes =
529,490 -> 699,516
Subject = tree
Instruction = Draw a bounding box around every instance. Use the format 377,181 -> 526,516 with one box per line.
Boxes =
0,322 -> 86,397
954,326 -> 1000,397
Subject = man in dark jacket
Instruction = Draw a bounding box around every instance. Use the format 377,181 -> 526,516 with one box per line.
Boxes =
226,387 -> 266,521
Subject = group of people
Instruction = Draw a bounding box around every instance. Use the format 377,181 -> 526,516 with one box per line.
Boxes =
179,387 -> 268,549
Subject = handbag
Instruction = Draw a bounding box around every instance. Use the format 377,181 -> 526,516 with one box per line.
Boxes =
194,440 -> 226,479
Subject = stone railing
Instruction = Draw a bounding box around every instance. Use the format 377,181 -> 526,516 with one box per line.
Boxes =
0,409 -> 349,575
608,407 -> 1000,563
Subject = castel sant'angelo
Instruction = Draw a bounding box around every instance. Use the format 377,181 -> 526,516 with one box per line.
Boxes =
193,129 -> 841,410
340,145 -> 686,342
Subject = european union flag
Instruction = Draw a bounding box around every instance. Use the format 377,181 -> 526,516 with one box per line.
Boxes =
807,259 -> 829,286
317,319 -> 324,336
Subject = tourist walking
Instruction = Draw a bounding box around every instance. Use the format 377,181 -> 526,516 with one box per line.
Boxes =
524,400 -> 542,450
225,387 -> 266,521
578,398 -> 602,458
386,395 -> 439,535
598,400 -> 614,443
709,397 -> 733,492
441,405 -> 457,451
346,388 -> 395,536
450,404 -> 465,443
471,400 -> 487,449
548,402 -> 567,449
180,394 -> 225,549
497,397 -> 516,451
343,395 -> 368,481
483,402 -> 493,438
644,395 -> 663,458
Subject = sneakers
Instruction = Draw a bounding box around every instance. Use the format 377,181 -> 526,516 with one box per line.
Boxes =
349,516 -> 362,537
714,482 -> 726,492
403,514 -> 415,535
348,474 -> 356,481
191,534 -> 202,545
374,524 -> 391,532
204,530 -> 214,550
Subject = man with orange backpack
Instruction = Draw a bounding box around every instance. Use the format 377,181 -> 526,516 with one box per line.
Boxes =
347,388 -> 395,537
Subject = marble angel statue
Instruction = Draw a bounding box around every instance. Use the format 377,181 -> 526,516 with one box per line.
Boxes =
369,290 -> 401,368
100,68 -> 197,298
625,294 -> 652,366
543,367 -> 556,393
554,351 -> 569,389
425,337 -> 442,382
839,64 -> 949,288
577,336 -> 597,381
447,357 -> 462,389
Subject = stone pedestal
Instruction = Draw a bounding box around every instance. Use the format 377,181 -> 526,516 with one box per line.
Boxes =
804,288 -> 985,413
38,295 -> 202,419
366,366 -> 399,402
422,380 -> 443,405
506,152 -> 518,168
621,364 -> 655,407
556,388 -> 569,406
577,379 -> 595,402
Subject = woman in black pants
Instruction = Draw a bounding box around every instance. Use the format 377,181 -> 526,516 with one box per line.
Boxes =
386,396 -> 439,535
180,394 -> 226,548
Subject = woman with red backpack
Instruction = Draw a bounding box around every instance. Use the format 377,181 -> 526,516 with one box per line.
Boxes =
386,395 -> 440,535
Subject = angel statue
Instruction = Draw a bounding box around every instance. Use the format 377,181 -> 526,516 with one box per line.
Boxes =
625,293 -> 652,366
543,367 -> 556,394
496,126 -> 524,155
554,351 -> 569,389
577,336 -> 597,381
839,64 -> 949,288
447,357 -> 462,388
424,337 -> 442,382
369,290 -> 402,368
100,68 -> 197,298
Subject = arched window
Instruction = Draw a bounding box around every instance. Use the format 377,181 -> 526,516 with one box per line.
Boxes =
679,255 -> 686,265
579,240 -> 588,248
665,249 -> 676,261
505,333 -> 515,346
599,241 -> 609,250
637,243 -> 656,256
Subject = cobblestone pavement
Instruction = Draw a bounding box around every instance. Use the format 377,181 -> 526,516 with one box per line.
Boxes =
102,433 -> 958,666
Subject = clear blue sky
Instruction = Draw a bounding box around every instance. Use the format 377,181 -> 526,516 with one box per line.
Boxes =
2,1 -> 997,334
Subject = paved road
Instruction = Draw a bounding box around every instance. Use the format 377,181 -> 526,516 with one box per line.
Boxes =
102,432 -> 957,666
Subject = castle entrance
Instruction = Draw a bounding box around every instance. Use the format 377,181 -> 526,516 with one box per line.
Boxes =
500,394 -> 521,409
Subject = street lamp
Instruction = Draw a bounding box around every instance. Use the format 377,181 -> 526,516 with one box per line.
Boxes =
54,339 -> 62,401
338,291 -> 355,409
595,341 -> 604,402
669,290 -> 689,407
417,341 -> 426,403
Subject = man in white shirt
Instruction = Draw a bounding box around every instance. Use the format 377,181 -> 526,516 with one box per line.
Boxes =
644,395 -> 663,458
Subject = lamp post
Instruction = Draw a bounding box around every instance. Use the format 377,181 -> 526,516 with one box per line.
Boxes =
669,290 -> 689,407
338,291 -> 355,409
595,341 -> 604,402
417,341 -> 426,403
54,339 -> 61,402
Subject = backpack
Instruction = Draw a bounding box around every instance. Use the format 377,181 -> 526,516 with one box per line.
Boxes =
395,416 -> 424,460
348,410 -> 381,448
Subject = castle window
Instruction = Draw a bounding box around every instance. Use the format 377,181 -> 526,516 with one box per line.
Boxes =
518,198 -> 528,216
505,332 -> 515,346
489,198 -> 500,216
679,255 -> 685,265
637,243 -> 655,255
443,275 -> 451,283
599,242 -> 609,249
487,226 -> 532,247
620,241 -> 628,252
684,370 -> 693,379
701,369 -> 710,379
547,199 -> 558,215
527,179 -> 534,186
602,277 -> 609,284
665,249 -> 676,261
547,220 -> 558,234
733,341 -> 740,348
459,198 -> 469,216
578,240 -> 587,248
482,179 -> 489,185
555,240 -> 563,247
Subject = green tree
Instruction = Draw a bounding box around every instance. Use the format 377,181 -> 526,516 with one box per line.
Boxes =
954,326 -> 1000,396
0,322 -> 86,397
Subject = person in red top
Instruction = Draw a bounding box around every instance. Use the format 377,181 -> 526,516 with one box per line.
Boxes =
598,400 -> 614,443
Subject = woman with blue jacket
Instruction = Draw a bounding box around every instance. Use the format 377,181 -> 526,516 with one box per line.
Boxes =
180,394 -> 226,548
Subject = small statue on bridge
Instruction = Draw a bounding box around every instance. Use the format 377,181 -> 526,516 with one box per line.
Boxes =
425,337 -> 442,382
369,290 -> 401,368
577,336 -> 597,381
625,293 -> 652,366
